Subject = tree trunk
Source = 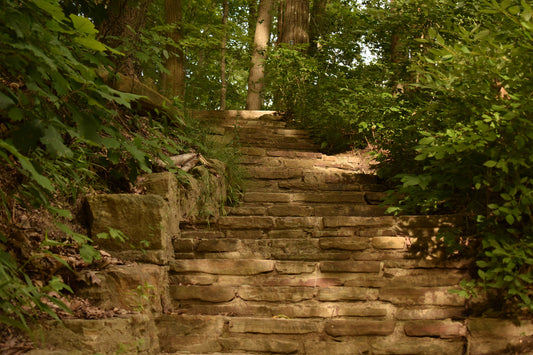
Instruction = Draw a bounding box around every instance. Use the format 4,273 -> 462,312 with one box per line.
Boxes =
246,0 -> 274,110
279,0 -> 309,46
162,0 -> 186,99
308,0 -> 327,55
220,0 -> 229,110
98,0 -> 152,77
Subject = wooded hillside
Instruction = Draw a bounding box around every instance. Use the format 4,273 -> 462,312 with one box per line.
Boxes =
1,0 -> 532,339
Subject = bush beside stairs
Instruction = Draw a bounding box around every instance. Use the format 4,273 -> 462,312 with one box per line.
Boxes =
30,111 -> 533,355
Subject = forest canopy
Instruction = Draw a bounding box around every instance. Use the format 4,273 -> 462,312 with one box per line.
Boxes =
1,0 -> 533,330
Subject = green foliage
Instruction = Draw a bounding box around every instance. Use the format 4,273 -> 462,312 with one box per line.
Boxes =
0,0 -> 195,330
372,0 -> 533,314
0,242 -> 72,331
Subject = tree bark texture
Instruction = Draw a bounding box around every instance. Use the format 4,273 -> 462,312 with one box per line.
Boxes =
220,0 -> 229,110
279,0 -> 309,46
308,0 -> 327,55
162,0 -> 186,99
246,0 -> 274,110
98,0 -> 152,77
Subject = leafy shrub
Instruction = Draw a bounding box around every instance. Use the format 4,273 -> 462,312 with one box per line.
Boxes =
375,0 -> 533,314
0,0 -> 194,330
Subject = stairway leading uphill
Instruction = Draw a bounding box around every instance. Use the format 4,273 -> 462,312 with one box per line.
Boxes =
164,111 -> 470,354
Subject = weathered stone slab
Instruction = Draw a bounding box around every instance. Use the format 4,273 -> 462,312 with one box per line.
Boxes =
384,259 -> 472,269
385,269 -> 466,287
323,216 -> 395,228
371,337 -> 465,354
318,287 -> 378,301
170,273 -> 218,286
173,239 -> 195,252
274,216 -> 323,229
320,260 -> 382,273
229,318 -> 320,334
180,230 -> 225,239
196,239 -> 240,252
372,236 -> 406,249
247,167 -> 303,179
267,205 -> 315,216
244,192 -> 291,203
272,303 -> 388,318
396,307 -> 465,320
266,150 -> 322,159
261,277 -> 342,287
87,194 -> 172,264
404,319 -> 466,338
303,340 -> 371,355
240,147 -> 267,156
292,192 -> 366,204
276,261 -> 317,274
170,285 -> 235,302
224,229 -> 267,239
76,264 -> 169,313
268,229 -> 309,238
33,315 -> 158,355
325,320 -> 395,336
220,337 -> 299,354
314,205 -> 386,216
170,259 -> 274,275
379,287 -> 465,306
344,274 -> 390,288
238,286 -> 315,302
319,237 -> 369,251
468,317 -> 533,354
156,315 -> 224,352
228,205 -> 268,216
217,216 -> 275,229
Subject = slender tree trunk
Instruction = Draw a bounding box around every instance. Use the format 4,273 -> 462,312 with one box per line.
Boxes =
390,0 -> 405,95
220,0 -> 229,110
248,0 -> 258,51
308,0 -> 327,56
279,0 -> 309,46
246,0 -> 274,110
162,0 -> 186,99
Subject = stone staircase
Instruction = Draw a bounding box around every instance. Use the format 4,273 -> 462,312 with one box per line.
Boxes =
163,111 -> 471,354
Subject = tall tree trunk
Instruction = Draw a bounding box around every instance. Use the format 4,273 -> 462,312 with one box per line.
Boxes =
162,0 -> 186,99
246,0 -> 274,110
279,0 -> 309,46
390,0 -> 405,95
308,0 -> 327,56
98,0 -> 152,77
220,0 -> 229,110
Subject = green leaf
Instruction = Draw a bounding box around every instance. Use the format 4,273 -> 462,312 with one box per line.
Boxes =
419,136 -> 435,145
79,244 -> 101,264
505,214 -> 515,225
40,126 -> 73,158
0,140 -> 54,192
8,107 -> 24,121
32,0 -> 66,21
74,37 -> 107,52
0,92 -> 15,110
484,160 -> 498,168
69,14 -> 98,35
522,0 -> 533,21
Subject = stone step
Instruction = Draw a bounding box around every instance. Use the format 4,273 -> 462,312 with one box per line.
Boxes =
182,215 -> 461,231
242,191 -> 368,204
191,109 -> 281,121
157,314 -> 466,354
228,203 -> 387,217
